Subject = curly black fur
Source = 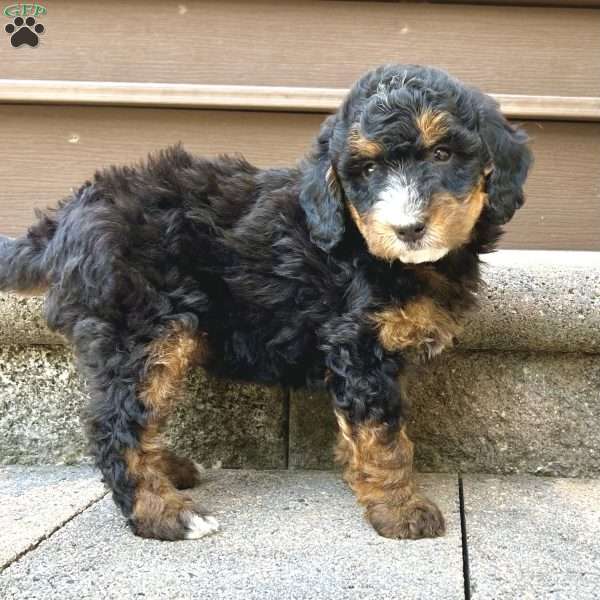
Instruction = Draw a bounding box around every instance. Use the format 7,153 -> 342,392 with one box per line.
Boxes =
0,64 -> 531,538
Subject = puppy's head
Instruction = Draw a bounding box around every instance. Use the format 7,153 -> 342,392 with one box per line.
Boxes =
300,64 -> 532,262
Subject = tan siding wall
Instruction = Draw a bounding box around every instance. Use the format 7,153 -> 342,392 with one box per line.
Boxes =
0,1 -> 599,96
1,105 -> 598,251
0,0 -> 597,251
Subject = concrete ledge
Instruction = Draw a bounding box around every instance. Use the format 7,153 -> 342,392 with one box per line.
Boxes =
464,250 -> 600,353
4,344 -> 596,475
0,345 -> 287,468
2,250 -> 598,352
290,350 -> 600,477
0,294 -> 63,346
1,250 -> 598,471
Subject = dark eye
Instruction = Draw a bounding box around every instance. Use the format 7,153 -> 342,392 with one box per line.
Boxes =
433,146 -> 452,162
362,163 -> 376,177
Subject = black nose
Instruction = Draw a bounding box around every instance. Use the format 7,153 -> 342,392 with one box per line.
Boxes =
394,222 -> 426,242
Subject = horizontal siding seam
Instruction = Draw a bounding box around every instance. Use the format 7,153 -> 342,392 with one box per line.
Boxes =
0,80 -> 599,121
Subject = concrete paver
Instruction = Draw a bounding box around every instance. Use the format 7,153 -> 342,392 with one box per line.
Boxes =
7,467 -> 600,599
463,475 -> 600,600
0,469 -> 462,600
0,466 -> 105,569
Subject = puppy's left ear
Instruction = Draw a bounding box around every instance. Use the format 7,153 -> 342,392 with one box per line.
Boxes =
478,95 -> 533,225
300,115 -> 345,252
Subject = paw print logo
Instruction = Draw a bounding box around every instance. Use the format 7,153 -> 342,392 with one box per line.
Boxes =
5,16 -> 45,48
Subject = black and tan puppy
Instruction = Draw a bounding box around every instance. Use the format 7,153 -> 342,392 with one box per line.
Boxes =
0,65 -> 531,541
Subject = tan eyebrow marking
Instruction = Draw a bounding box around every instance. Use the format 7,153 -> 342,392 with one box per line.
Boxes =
415,110 -> 450,147
348,126 -> 383,159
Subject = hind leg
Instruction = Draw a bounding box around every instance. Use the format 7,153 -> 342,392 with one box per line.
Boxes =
78,319 -> 218,540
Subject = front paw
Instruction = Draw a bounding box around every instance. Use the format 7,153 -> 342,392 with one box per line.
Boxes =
372,300 -> 461,361
365,495 -> 446,540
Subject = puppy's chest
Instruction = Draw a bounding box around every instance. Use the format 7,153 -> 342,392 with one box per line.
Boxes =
370,271 -> 476,359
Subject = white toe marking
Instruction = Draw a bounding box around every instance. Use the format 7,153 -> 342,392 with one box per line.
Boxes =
204,515 -> 219,528
184,513 -> 220,540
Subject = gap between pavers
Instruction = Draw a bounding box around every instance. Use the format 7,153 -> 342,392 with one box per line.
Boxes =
0,469 -> 463,600
0,466 -> 106,571
462,474 -> 600,600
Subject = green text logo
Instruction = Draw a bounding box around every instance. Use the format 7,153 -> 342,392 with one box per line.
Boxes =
3,3 -> 46,18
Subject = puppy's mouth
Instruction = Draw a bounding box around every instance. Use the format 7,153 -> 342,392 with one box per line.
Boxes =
348,201 -> 451,264
391,225 -> 449,263
395,239 -> 450,264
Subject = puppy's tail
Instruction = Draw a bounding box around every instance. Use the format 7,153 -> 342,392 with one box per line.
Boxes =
0,216 -> 54,295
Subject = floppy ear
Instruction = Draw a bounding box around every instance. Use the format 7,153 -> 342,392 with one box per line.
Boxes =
300,115 -> 345,252
478,96 -> 533,225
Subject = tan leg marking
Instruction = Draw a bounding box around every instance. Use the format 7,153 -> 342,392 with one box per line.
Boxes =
371,297 -> 462,358
125,326 -> 217,540
335,412 -> 445,540
140,326 -> 207,416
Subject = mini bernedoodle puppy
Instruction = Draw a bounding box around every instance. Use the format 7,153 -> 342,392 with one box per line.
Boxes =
0,65 -> 531,541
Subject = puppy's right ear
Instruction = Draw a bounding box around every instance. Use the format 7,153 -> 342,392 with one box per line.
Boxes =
300,115 -> 345,252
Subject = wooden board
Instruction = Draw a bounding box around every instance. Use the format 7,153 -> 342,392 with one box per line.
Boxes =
422,0 -> 600,6
1,80 -> 599,121
0,104 -> 598,251
0,1 -> 598,96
